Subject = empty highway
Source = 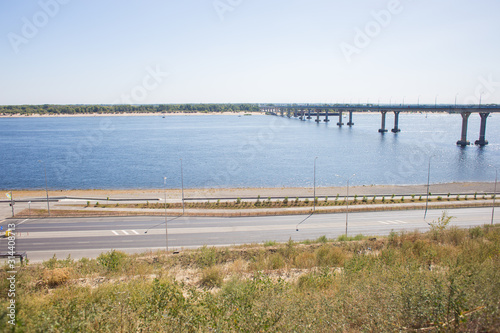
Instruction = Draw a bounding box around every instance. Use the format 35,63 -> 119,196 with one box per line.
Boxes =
0,207 -> 495,262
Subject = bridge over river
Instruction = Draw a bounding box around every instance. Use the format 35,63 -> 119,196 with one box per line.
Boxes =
260,104 -> 500,146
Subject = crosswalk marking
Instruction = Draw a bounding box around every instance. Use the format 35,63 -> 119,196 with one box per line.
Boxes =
112,230 -> 140,236
378,220 -> 408,225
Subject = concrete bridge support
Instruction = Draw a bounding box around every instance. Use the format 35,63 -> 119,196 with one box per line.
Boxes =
324,109 -> 330,122
307,109 -> 312,119
391,111 -> 401,133
347,110 -> 354,126
475,112 -> 490,146
378,111 -> 388,133
294,109 -> 298,117
337,111 -> 344,126
315,110 -> 321,123
457,112 -> 471,146
280,109 -> 284,117
300,110 -> 305,121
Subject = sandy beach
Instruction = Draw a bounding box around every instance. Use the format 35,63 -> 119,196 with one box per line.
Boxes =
3,182 -> 496,201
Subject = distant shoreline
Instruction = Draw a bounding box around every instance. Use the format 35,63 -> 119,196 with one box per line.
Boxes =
0,111 -> 263,118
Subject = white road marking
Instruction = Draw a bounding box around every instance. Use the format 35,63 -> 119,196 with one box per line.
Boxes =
121,230 -> 129,235
112,230 -> 119,235
378,221 -> 390,225
17,219 -> 30,225
395,220 -> 407,224
131,230 -> 139,235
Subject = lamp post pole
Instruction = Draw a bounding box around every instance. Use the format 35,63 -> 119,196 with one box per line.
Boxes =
313,157 -> 318,212
164,177 -> 168,252
180,159 -> 185,215
38,160 -> 50,216
336,174 -> 356,237
424,157 -> 431,220
492,169 -> 497,225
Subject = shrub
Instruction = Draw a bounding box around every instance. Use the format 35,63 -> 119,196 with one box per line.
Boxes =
315,245 -> 346,267
429,211 -> 454,237
86,201 -> 90,207
316,235 -> 328,243
264,240 -> 276,247
437,196 -> 442,201
283,197 -> 288,205
362,196 -> 367,203
419,195 -> 422,201
255,196 -> 261,206
294,251 -> 315,268
236,197 -> 241,205
324,196 -> 328,203
97,250 -> 127,272
200,266 -> 223,288
43,267 -> 72,287
304,198 -> 309,204
382,196 -> 385,203
401,196 -> 405,202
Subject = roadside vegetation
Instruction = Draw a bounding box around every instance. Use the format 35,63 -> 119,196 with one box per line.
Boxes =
1,221 -> 499,331
92,193 -> 497,210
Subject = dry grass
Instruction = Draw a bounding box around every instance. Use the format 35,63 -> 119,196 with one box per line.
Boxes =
1,224 -> 499,332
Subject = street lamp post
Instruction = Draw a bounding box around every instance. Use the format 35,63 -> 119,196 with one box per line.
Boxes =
164,177 -> 168,251
336,173 -> 356,237
38,160 -> 50,216
492,169 -> 497,225
180,159 -> 185,215
488,166 -> 497,225
313,157 -> 318,212
424,156 -> 432,220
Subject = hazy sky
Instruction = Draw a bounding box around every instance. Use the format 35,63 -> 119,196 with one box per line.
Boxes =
1,0 -> 499,105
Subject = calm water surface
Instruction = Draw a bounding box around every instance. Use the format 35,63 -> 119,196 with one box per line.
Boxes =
1,114 -> 499,189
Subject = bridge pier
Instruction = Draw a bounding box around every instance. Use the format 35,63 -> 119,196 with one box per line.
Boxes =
347,110 -> 354,126
456,112 -> 471,146
306,109 -> 312,119
280,109 -> 284,117
324,109 -> 330,122
293,109 -> 297,117
301,110 -> 306,121
391,111 -> 401,133
337,111 -> 344,126
378,111 -> 388,133
475,112 -> 490,146
315,110 -> 321,123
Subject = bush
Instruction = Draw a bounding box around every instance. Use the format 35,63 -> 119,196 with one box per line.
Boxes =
316,235 -> 328,243
315,245 -> 346,267
43,267 -> 72,287
283,197 -> 288,205
97,250 -> 127,272
200,266 -> 223,288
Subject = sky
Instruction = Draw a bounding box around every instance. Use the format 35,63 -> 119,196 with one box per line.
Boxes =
1,0 -> 499,105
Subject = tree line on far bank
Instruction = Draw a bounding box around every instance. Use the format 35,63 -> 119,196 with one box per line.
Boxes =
0,104 -> 261,115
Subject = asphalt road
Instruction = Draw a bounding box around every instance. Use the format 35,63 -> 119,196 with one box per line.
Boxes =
0,207 -> 494,262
